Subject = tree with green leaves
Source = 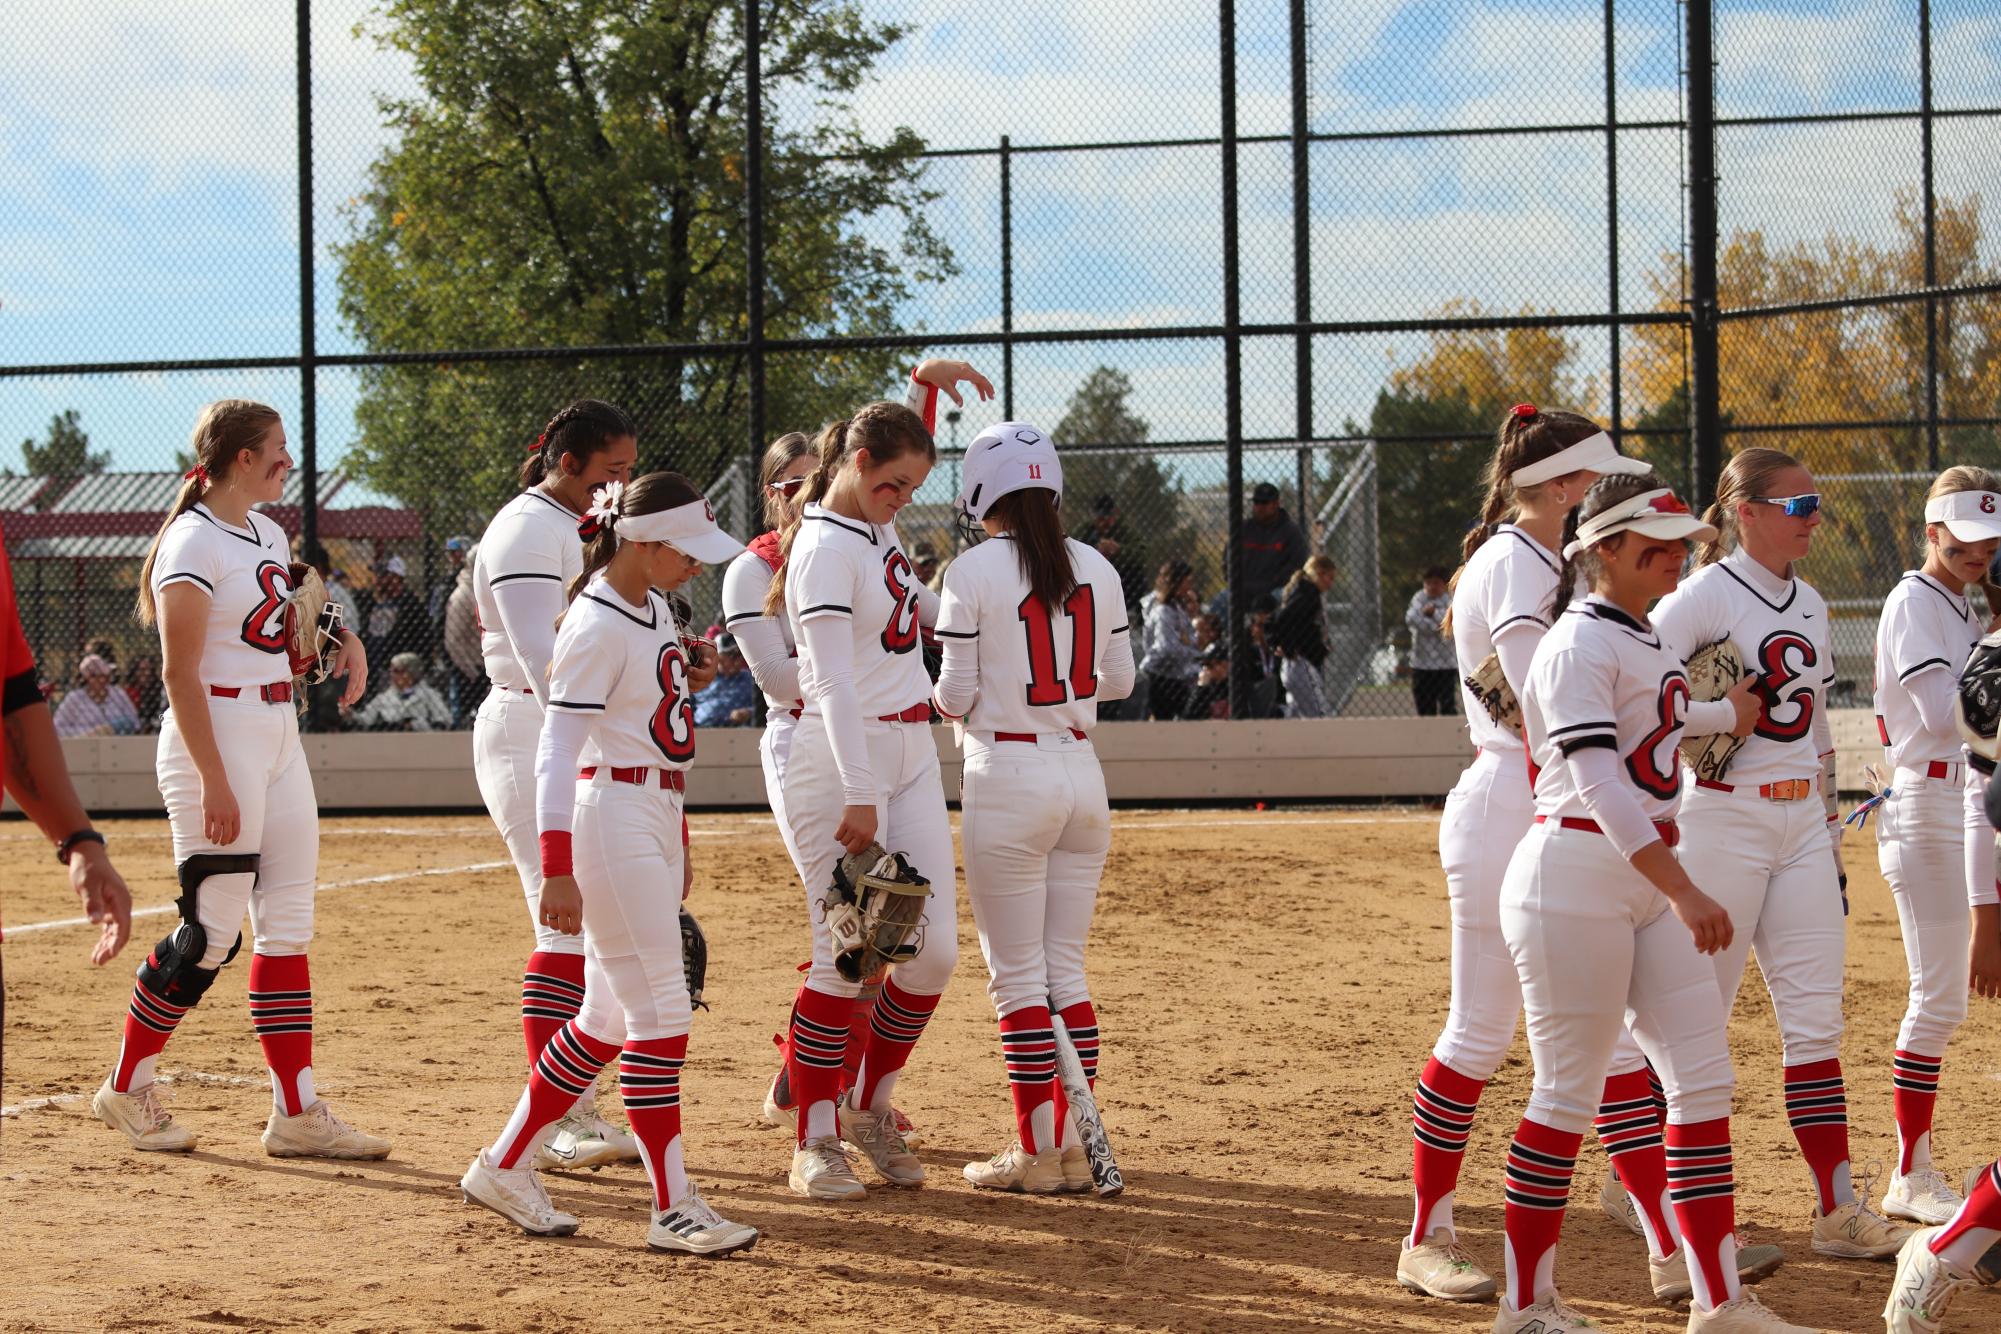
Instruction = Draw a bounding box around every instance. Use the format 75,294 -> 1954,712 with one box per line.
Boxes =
1052,367 -> 1193,613
20,409 -> 108,481
335,0 -> 953,531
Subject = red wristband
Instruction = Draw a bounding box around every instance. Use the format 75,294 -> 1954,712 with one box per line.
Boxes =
538,831 -> 573,878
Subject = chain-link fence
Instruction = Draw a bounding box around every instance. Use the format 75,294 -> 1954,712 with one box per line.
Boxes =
2,1 -> 1996,729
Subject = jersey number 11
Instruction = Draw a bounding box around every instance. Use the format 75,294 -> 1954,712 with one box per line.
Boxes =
1020,586 -> 1098,706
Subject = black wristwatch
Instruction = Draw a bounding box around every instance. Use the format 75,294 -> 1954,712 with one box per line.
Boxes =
56,828 -> 106,864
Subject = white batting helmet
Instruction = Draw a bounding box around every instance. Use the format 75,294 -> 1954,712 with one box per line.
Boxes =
955,420 -> 1062,522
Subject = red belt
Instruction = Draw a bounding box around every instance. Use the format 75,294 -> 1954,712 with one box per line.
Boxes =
579,766 -> 686,791
1536,814 -> 1680,848
995,729 -> 1087,743
877,702 -> 933,724
1695,776 -> 1814,802
501,685 -> 534,697
210,682 -> 292,704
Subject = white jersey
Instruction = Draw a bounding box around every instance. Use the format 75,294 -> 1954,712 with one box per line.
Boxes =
934,537 -> 1133,736
1873,570 -> 1982,770
150,503 -> 301,689
721,545 -> 799,714
785,502 -> 931,720
545,577 -> 697,771
474,489 -> 585,692
1452,524 -> 1562,753
1523,596 -> 1690,827
1652,547 -> 1835,785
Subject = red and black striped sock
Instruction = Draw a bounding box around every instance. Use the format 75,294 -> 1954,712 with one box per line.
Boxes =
1596,1068 -> 1676,1257
491,1021 -> 618,1168
620,1036 -> 689,1211
112,977 -> 191,1093
1892,1048 -> 1943,1175
1501,1117 -> 1581,1311
248,954 -> 315,1116
1783,1059 -> 1852,1213
852,977 -> 941,1115
787,986 -> 851,1145
521,951 -> 586,1067
1666,1118 -> 1741,1312
843,971 -> 885,1091
998,1006 -> 1059,1153
1409,1057 -> 1485,1244
1932,1160 -> 2001,1273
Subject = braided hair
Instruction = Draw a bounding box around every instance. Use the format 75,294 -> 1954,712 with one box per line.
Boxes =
1548,470 -> 1666,617
520,399 -> 637,488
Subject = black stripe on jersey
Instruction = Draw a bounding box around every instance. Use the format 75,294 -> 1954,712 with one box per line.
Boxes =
490,571 -> 561,585
724,610 -> 766,624
191,504 -> 263,547
547,699 -> 606,711
1715,561 -> 1797,613
1112,623 -> 1131,634
1904,571 -> 1973,621
1500,527 -> 1558,574
1557,735 -> 1617,755
1577,601 -> 1661,646
524,489 -> 582,520
1898,656 -> 1952,681
805,511 -> 878,544
933,628 -> 977,639
1491,613 -> 1549,635
580,591 -> 657,628
797,603 -> 852,616
1549,719 -> 1616,737
159,571 -> 214,591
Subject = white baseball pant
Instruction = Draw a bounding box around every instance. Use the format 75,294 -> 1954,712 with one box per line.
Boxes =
1501,825 -> 1737,1133
1965,767 -> 1996,918
474,688 -> 581,956
1876,765 -> 1972,1056
960,732 -> 1110,1019
157,698 -> 317,962
780,715 -> 958,998
567,773 -> 692,1044
760,710 -> 802,870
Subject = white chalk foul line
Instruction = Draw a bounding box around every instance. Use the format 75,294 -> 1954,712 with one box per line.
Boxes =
3,1069 -> 269,1119
6,859 -> 511,938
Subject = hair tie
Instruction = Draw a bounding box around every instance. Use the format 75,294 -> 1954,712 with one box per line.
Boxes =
526,432 -> 547,456
580,480 -> 625,543
1511,403 -> 1538,420
184,465 -> 209,485
577,514 -> 605,541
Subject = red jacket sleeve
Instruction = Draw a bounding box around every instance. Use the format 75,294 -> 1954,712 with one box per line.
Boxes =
0,520 -> 32,689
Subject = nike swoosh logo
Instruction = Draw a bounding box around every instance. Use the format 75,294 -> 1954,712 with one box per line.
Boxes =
1801,612 -> 1814,619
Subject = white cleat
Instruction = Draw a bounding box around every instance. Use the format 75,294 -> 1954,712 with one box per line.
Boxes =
1682,1289 -> 1818,1331
1491,1290 -> 1601,1332
1651,1242 -> 1789,1306
1884,1166 -> 1966,1227
646,1186 -> 759,1257
963,1144 -> 1067,1195
1811,1198 -> 1915,1260
1059,1143 -> 1093,1194
1884,1227 -> 1980,1333
261,1099 -> 390,1160
1601,1174 -> 1646,1237
760,1070 -> 797,1131
461,1150 -> 580,1236
533,1111 -> 630,1172
789,1135 -> 867,1201
92,1077 -> 196,1153
838,1102 -> 925,1186
1397,1228 -> 1497,1302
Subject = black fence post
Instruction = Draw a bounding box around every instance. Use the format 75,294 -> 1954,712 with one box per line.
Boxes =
1290,0 -> 1313,549
1921,0 -> 1939,471
1603,0 -> 1623,452
1000,134 -> 1014,421
296,0 -> 317,556
1686,0 -> 1722,509
745,0 -> 767,530
1222,0 -> 1248,722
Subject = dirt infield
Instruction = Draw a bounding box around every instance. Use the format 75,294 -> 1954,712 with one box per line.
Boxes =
3,807 -> 1998,1333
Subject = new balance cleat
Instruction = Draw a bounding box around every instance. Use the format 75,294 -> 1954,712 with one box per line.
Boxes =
838,1102 -> 924,1186
1810,1198 -> 1913,1259
789,1135 -> 866,1201
1884,1227 -> 1979,1333
1682,1290 -> 1816,1331
1397,1228 -> 1497,1302
1491,1290 -> 1599,1331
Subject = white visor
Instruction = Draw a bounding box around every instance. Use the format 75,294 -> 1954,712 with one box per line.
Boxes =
1925,491 -> 2001,543
1511,431 -> 1653,487
615,496 -> 745,564
1562,487 -> 1717,560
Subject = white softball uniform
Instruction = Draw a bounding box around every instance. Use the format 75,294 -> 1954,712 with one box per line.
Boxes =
782,502 -> 956,998
1503,597 -> 1735,1133
536,578 -> 698,1043
1432,526 -> 1648,1080
472,487 -> 585,955
1653,549 -> 1843,1066
721,543 -> 802,865
934,538 -> 1136,1018
1872,571 -> 1986,1057
152,504 -> 318,961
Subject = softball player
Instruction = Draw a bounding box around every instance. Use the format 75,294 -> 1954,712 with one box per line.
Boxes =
92,399 -> 388,1160
1654,448 -> 1909,1259
1867,467 -> 2001,1225
460,471 -> 757,1255
472,400 -> 641,1170
1495,472 -> 1811,1334
765,385 -> 968,1201
931,421 -> 1135,1194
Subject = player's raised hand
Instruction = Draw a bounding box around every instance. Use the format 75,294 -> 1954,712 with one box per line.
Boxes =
834,803 -> 878,855
201,775 -> 241,847
333,629 -> 369,707
912,358 -> 995,407
69,841 -> 133,965
539,875 -> 584,936
1724,673 -> 1761,736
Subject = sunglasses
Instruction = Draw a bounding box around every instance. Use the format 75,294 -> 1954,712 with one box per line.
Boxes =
1749,493 -> 1822,518
768,476 -> 807,497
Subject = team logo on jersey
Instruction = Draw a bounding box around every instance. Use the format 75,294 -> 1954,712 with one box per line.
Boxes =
1645,493 -> 1692,515
241,560 -> 294,654
1751,629 -> 1817,742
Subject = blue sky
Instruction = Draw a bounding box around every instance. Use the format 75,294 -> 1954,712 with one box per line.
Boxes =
0,0 -> 1995,487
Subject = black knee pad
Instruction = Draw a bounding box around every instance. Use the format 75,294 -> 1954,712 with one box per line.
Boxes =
135,853 -> 258,1008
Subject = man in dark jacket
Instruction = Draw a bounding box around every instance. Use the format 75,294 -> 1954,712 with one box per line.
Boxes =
355,557 -> 430,699
1239,482 -> 1310,610
1073,494 -> 1149,619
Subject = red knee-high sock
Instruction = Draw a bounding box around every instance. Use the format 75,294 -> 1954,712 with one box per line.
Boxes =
113,974 -> 192,1094
521,951 -> 586,1068
851,976 -> 941,1114
491,1021 -> 619,1168
1893,1048 -> 1943,1175
1783,1059 -> 1852,1213
1409,1057 -> 1486,1244
620,1036 -> 689,1211
1501,1118 -> 1582,1311
248,954 -> 315,1117
998,1006 -> 1059,1153
1666,1117 -> 1741,1312
1596,1069 -> 1676,1257
843,971 -> 885,1090
1932,1161 -> 2001,1273
787,986 -> 852,1145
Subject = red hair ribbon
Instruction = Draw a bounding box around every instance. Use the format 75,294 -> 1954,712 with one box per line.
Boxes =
526,432 -> 547,455
1511,403 -> 1538,420
577,514 -> 604,541
184,465 -> 209,485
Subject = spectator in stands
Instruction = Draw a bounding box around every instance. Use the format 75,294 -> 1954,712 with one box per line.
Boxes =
87,638 -> 119,669
1076,493 -> 1148,617
1139,559 -> 1200,721
442,541 -> 485,727
430,534 -> 471,630
53,654 -> 140,737
344,652 -> 451,732
1273,555 -> 1337,719
1240,593 -> 1282,717
356,556 -> 428,692
1238,481 -> 1311,613
1192,612 -> 1220,658
1405,565 -> 1456,717
1183,640 -> 1232,720
124,654 -> 164,732
693,633 -> 758,728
